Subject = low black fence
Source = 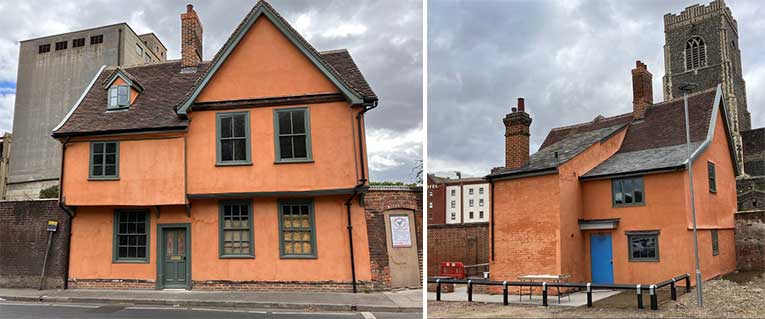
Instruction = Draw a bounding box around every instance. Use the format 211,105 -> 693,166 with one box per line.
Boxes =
428,273 -> 690,311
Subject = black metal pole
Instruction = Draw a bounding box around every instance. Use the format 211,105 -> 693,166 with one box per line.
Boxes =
650,285 -> 658,310
344,199 -> 357,293
685,274 -> 691,292
542,282 -> 548,307
671,281 -> 677,301
436,279 -> 441,301
637,285 -> 644,309
587,283 -> 592,308
467,280 -> 473,302
503,281 -> 508,306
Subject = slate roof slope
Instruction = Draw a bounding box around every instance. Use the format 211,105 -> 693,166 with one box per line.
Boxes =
582,87 -> 720,179
489,123 -> 628,178
53,61 -> 210,137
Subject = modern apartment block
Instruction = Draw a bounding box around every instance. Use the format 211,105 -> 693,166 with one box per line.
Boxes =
428,174 -> 490,225
8,23 -> 166,199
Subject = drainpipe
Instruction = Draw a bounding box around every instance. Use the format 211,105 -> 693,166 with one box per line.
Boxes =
344,99 -> 377,293
489,179 -> 494,262
57,137 -> 74,289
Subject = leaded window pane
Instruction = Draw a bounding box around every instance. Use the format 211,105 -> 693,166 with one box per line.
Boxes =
279,201 -> 315,257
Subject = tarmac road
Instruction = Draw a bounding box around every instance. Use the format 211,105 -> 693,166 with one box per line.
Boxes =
0,301 -> 422,319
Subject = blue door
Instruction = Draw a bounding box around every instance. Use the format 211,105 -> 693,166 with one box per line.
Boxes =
590,233 -> 614,284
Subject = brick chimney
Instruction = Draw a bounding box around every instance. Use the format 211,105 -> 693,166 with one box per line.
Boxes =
503,98 -> 532,169
632,60 -> 653,119
181,4 -> 203,70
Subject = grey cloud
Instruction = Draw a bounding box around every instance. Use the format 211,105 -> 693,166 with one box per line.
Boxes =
428,0 -> 765,175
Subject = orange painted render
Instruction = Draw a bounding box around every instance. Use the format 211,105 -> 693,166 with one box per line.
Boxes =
196,16 -> 340,103
62,132 -> 187,206
68,196 -> 371,282
490,103 -> 736,287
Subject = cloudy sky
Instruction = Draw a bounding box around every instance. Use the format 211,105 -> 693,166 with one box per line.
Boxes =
0,0 -> 422,182
428,0 -> 765,177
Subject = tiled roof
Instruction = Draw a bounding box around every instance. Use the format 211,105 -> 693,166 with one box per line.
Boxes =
489,86 -> 726,180
490,123 -> 628,178
320,49 -> 377,99
53,61 -> 209,137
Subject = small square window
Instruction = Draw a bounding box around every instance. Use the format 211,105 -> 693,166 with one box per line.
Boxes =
450,200 -> 456,208
627,232 -> 659,261
469,211 -> 474,219
612,177 -> 644,206
108,85 -> 130,109
469,199 -> 474,207
38,44 -> 50,53
73,38 -> 85,47
450,189 -> 456,196
479,187 -> 484,194
450,213 -> 456,220
217,112 -> 251,165
90,141 -> 119,179
90,35 -> 103,44
479,199 -> 484,206
469,189 -> 474,195
479,211 -> 484,219
274,108 -> 312,162
55,41 -> 67,50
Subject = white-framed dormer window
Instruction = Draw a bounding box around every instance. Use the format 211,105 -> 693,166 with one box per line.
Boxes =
108,85 -> 130,109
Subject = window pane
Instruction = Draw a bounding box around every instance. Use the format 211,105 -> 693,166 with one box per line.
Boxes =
220,117 -> 233,138
94,143 -> 104,154
233,115 -> 246,138
280,136 -> 293,159
293,136 -> 307,158
278,112 -> 292,135
613,181 -> 623,204
105,165 -> 116,176
634,178 -> 644,203
292,111 -> 305,134
221,140 -> 233,161
105,142 -> 117,153
92,165 -> 103,176
233,139 -> 247,161
105,154 -> 116,165
623,179 -> 633,204
119,247 -> 128,258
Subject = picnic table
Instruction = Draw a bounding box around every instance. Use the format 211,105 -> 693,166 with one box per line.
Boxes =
517,274 -> 572,303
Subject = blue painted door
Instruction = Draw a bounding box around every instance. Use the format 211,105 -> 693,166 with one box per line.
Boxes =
590,233 -> 614,284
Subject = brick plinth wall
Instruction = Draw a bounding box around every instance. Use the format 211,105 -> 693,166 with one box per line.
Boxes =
427,223 -> 489,277
735,211 -> 765,270
0,199 -> 70,289
364,186 -> 423,290
68,279 -> 155,289
193,280 -> 375,292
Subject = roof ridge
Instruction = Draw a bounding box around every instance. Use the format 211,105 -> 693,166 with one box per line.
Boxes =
550,112 -> 632,132
320,48 -> 350,54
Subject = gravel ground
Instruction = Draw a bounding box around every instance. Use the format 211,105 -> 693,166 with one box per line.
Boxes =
428,272 -> 765,318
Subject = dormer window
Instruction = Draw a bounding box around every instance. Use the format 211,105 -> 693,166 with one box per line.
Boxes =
108,85 -> 130,109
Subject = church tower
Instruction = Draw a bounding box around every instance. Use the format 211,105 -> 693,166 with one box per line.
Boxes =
663,0 -> 750,174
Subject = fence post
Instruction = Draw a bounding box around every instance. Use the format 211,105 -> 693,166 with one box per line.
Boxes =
650,285 -> 657,310
685,273 -> 691,292
586,283 -> 592,308
671,279 -> 677,301
503,281 -> 508,306
637,284 -> 643,309
436,279 -> 441,301
542,282 -> 548,307
467,280 -> 473,302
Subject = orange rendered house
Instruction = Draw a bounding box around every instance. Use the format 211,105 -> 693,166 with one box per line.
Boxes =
52,2 -> 379,291
486,61 -> 738,287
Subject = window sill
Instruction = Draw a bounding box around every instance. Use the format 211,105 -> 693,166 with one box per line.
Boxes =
113,259 -> 149,264
220,255 -> 255,259
89,177 -> 120,181
613,202 -> 646,208
106,107 -> 129,112
274,159 -> 314,164
280,255 -> 318,259
628,259 -> 660,262
216,161 -> 253,167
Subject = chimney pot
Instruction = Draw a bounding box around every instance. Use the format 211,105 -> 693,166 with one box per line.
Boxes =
517,97 -> 525,112
187,4 -> 194,12
512,107 -> 517,112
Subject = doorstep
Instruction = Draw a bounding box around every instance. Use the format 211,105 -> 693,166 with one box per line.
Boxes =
0,288 -> 422,313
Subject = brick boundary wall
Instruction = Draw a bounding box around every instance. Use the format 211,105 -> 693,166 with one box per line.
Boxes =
364,186 -> 423,290
0,199 -> 70,289
427,222 -> 489,277
735,211 -> 765,270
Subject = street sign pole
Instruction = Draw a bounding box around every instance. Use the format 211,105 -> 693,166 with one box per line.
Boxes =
681,83 -> 703,307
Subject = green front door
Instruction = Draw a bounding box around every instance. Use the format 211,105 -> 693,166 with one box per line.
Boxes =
161,227 -> 188,288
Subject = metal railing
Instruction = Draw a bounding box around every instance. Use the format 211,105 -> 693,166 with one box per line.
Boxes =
428,273 -> 690,311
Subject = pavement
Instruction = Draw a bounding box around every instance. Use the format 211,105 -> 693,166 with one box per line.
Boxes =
427,285 -> 621,307
0,301 -> 421,319
0,287 -> 422,313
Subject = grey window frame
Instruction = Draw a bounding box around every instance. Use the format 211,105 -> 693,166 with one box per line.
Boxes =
107,85 -> 130,110
612,177 -> 645,207
218,200 -> 255,258
278,199 -> 317,259
711,229 -> 719,256
90,35 -> 103,44
55,41 -> 67,50
627,231 -> 660,262
89,141 -> 119,180
113,209 -> 150,263
216,111 -> 252,166
273,107 -> 313,163
708,161 -> 717,193
38,44 -> 50,53
73,38 -> 85,47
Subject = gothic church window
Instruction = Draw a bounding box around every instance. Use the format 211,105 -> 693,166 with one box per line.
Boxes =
685,37 -> 706,70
